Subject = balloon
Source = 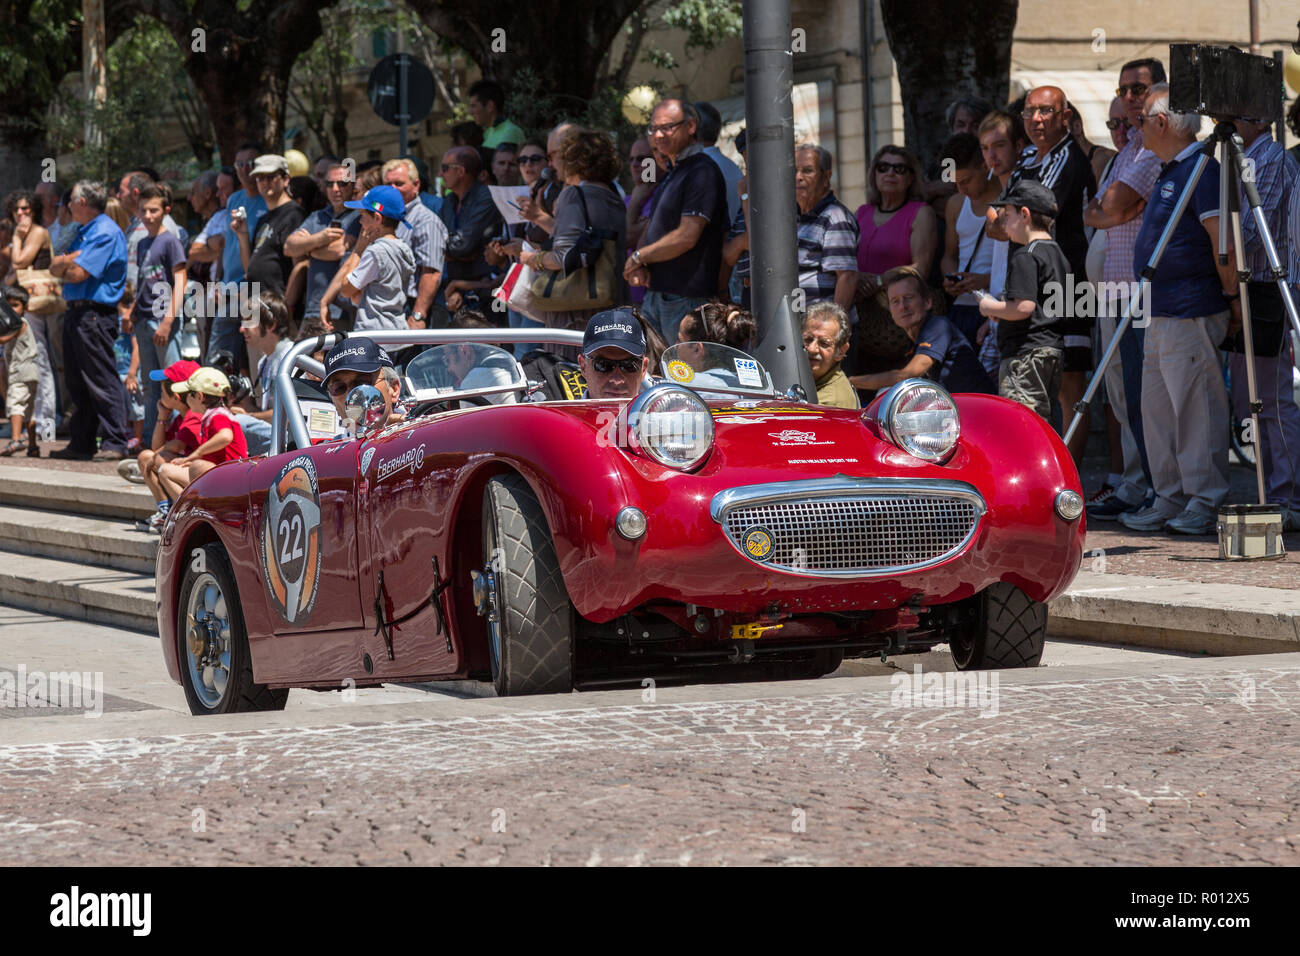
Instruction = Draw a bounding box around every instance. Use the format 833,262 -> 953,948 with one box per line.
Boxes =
284,149 -> 310,178
621,86 -> 657,127
1285,52 -> 1300,96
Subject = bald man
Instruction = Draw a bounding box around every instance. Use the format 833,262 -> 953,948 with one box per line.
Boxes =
437,145 -> 504,293
1005,84 -> 1097,467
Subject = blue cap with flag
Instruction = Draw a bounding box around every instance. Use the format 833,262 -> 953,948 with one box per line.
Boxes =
344,185 -> 409,225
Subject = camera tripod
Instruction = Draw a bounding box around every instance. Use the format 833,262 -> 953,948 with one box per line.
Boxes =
1065,120 -> 1300,509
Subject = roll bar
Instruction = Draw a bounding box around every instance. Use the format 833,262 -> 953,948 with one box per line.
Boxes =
271,328 -> 586,456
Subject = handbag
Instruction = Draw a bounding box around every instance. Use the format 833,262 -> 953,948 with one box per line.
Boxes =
529,185 -> 617,312
493,260 -> 546,324
16,266 -> 64,315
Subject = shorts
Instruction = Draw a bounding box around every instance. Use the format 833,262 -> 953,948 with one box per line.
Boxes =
999,347 -> 1063,421
5,378 -> 36,420
1063,340 -> 1093,372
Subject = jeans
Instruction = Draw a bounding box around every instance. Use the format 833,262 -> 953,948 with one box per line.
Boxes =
642,290 -> 710,344
1098,308 -> 1152,506
236,413 -> 271,457
23,313 -> 57,441
134,318 -> 182,437
1229,338 -> 1300,510
207,317 -> 247,372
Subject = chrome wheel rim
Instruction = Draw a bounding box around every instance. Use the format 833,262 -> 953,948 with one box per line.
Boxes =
185,572 -> 232,709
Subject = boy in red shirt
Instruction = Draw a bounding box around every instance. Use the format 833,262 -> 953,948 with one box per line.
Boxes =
155,367 -> 247,517
134,359 -> 202,531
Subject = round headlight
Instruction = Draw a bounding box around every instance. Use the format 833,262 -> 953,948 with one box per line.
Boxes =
627,385 -> 715,470
881,380 -> 960,462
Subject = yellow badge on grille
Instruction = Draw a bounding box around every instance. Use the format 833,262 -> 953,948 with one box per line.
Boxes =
666,360 -> 695,383
743,527 -> 774,560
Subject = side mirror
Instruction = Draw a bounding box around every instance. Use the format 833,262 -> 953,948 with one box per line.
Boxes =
345,384 -> 387,434
785,384 -> 808,403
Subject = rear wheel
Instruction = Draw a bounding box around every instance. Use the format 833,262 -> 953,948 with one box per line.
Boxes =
178,542 -> 289,714
949,582 -> 1046,670
479,475 -> 574,695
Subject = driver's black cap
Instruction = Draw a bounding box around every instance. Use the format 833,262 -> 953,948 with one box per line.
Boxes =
583,309 -> 646,358
323,337 -> 394,384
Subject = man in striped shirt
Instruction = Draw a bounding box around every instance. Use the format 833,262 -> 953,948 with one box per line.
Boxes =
1223,120 -> 1300,531
794,145 -> 859,315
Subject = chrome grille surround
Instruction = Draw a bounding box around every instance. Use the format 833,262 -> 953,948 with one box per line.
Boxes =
710,477 -> 986,577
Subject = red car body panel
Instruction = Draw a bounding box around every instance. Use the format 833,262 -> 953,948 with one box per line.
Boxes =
158,392 -> 1084,688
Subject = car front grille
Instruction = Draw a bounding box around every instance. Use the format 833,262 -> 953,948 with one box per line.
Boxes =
712,479 -> 985,577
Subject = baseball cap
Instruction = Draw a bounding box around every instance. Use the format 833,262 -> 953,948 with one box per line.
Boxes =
989,180 -> 1059,218
149,359 -> 201,383
323,337 -> 394,384
583,309 -> 646,358
344,185 -> 408,224
173,367 -> 231,396
251,154 -> 289,176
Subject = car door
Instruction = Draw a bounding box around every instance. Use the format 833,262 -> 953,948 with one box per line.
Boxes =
245,439 -> 366,683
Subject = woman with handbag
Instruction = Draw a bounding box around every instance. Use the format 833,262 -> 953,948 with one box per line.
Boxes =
518,130 -> 627,360
5,190 -> 60,443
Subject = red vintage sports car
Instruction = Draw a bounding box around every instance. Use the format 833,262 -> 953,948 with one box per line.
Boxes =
156,329 -> 1085,714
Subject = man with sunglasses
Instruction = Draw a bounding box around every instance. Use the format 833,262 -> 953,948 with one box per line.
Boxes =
577,309 -> 649,400
285,161 -> 359,331
320,337 -> 402,432
437,147 -> 503,311
1083,58 -> 1166,523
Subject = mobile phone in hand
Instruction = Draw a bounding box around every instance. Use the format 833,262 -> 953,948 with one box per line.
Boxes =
329,218 -> 342,228
945,273 -> 962,283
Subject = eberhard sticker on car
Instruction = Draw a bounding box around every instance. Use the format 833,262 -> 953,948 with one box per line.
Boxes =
260,455 -> 323,625
666,360 -> 695,383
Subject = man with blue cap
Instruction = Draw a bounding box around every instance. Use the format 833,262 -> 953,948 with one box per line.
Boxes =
320,336 -> 402,432
578,308 -> 649,400
323,185 -> 416,332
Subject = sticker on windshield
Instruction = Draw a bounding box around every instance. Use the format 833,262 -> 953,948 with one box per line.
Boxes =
734,357 -> 762,388
261,455 -> 323,625
304,403 -> 338,440
666,360 -> 695,383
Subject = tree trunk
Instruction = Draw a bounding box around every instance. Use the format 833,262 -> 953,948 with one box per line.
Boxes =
405,1 -> 648,105
133,0 -> 330,162
879,0 -> 1019,170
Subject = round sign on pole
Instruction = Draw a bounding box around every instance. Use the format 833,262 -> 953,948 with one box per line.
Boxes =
367,54 -> 436,127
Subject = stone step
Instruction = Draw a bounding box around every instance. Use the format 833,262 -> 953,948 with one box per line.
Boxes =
1049,570 -> 1300,655
0,464 -> 156,521
0,549 -> 156,633
0,504 -> 157,574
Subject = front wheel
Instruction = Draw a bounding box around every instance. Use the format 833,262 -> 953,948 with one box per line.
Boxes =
178,542 -> 289,714
949,582 -> 1046,670
479,475 -> 574,696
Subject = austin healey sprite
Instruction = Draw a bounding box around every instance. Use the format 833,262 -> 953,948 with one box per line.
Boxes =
156,329 -> 1084,714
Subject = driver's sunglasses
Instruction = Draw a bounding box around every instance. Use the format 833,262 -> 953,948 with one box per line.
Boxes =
591,357 -> 641,375
1105,118 -> 1127,131
327,373 -> 373,397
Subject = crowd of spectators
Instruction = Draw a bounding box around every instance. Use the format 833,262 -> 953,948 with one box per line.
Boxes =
2,61 -> 1299,538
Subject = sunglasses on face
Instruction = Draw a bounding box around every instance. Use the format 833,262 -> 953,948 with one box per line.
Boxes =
1116,83 -> 1149,98
590,356 -> 641,375
519,154 -> 545,164
327,373 -> 374,397
875,162 -> 909,175
1105,118 -> 1128,131
646,120 -> 686,136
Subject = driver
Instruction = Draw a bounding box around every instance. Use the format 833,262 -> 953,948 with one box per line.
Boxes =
577,309 -> 649,400
321,337 -> 403,432
444,341 -> 519,404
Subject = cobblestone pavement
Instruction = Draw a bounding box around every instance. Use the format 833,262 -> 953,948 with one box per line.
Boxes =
1,655 -> 1297,866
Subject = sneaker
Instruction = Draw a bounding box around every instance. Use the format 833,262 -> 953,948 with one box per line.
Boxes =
49,446 -> 92,461
1118,505 -> 1175,532
1165,509 -> 1217,536
147,510 -> 168,534
117,459 -> 145,484
91,448 -> 126,462
1087,494 -> 1141,522
1086,483 -> 1116,505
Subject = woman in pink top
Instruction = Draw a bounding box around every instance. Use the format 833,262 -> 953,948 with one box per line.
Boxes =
855,146 -> 938,302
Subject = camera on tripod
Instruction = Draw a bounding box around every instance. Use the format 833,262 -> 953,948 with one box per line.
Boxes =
1169,43 -> 1281,122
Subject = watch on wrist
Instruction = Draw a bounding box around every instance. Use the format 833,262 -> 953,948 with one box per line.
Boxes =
631,250 -> 643,266
411,311 -> 425,324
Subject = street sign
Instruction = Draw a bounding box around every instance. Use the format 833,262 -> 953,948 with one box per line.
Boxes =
367,54 -> 435,127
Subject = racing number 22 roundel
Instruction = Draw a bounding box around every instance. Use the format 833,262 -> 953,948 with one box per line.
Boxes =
260,455 -> 323,624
